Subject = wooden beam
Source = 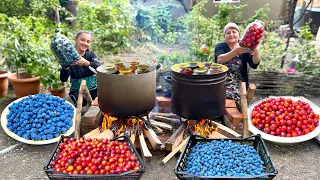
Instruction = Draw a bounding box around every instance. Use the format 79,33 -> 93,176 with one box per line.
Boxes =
96,129 -> 114,140
210,121 -> 241,138
208,131 -> 227,139
246,84 -> 256,105
139,133 -> 152,163
240,82 -> 249,138
165,123 -> 186,151
83,127 -> 101,139
162,137 -> 189,164
74,80 -> 86,140
154,115 -> 180,123
82,81 -> 93,107
150,120 -> 173,131
143,128 -> 162,150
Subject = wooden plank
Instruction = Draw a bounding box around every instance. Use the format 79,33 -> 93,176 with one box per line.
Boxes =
83,127 -> 101,139
162,137 -> 189,164
154,115 -> 180,123
240,82 -> 249,138
74,80 -> 86,140
210,121 -> 241,138
143,128 -> 162,150
92,97 -> 98,106
150,120 -> 172,131
139,133 -> 152,163
208,131 -> 227,139
96,129 -> 114,140
246,84 -> 256,105
165,123 -> 186,151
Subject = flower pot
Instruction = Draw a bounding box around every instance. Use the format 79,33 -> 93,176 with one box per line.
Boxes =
48,86 -> 66,98
8,72 -> 41,98
0,70 -> 10,97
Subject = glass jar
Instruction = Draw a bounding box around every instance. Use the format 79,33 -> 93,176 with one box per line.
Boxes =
119,68 -> 133,75
104,65 -> 116,74
193,68 -> 207,75
129,62 -> 139,73
114,61 -> 125,73
202,62 -> 212,69
206,64 -> 223,75
189,62 -> 199,70
136,65 -> 150,74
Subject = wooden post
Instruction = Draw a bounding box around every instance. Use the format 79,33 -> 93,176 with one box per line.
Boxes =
74,80 -> 86,139
246,84 -> 256,105
240,82 -> 249,138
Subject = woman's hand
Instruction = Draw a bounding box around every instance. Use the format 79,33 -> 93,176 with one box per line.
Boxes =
73,57 -> 90,66
249,46 -> 259,56
234,46 -> 250,55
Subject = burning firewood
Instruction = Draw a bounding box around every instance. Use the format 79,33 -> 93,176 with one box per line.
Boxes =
165,123 -> 186,151
138,128 -> 152,163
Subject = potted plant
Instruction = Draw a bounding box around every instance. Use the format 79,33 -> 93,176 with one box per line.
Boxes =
0,14 -> 56,98
0,70 -> 10,97
41,61 -> 66,98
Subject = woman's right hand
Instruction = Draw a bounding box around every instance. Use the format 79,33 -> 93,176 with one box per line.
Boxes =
234,46 -> 250,55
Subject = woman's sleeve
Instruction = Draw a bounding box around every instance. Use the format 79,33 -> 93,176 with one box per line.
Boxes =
214,43 -> 226,63
245,54 -> 259,69
89,52 -> 101,69
60,68 -> 70,82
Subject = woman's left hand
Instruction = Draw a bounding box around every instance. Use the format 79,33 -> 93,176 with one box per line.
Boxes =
73,57 -> 90,66
250,46 -> 259,56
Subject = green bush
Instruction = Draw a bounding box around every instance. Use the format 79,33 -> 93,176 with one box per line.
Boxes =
77,0 -> 135,55
155,50 -> 193,71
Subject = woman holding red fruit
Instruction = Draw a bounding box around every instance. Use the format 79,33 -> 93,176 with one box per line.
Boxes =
214,22 -> 261,109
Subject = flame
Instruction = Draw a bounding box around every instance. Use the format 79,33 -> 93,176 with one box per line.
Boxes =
117,125 -> 126,135
190,119 -> 219,137
101,112 -> 118,130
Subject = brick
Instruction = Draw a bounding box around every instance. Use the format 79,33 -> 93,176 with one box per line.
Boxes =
223,115 -> 242,135
225,99 -> 237,108
225,108 -> 243,125
156,96 -> 172,113
81,106 -> 102,135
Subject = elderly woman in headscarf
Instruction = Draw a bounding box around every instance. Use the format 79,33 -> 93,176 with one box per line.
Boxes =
214,22 -> 261,109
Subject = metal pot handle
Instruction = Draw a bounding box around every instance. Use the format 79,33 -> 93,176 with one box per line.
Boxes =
165,76 -> 172,84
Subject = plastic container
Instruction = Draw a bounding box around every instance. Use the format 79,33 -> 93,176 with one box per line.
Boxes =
44,136 -> 146,180
175,135 -> 277,180
239,20 -> 265,50
51,33 -> 81,68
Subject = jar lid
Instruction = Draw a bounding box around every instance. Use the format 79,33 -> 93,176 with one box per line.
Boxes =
138,65 -> 149,70
104,65 -> 115,70
119,68 -> 133,75
130,61 -> 139,65
194,68 -> 207,74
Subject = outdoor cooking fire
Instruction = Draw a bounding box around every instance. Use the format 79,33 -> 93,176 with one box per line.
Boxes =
188,119 -> 219,138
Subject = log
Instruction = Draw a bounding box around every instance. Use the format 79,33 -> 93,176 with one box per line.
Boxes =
210,121 -> 241,138
150,120 -> 173,131
83,127 -> 101,139
96,129 -> 114,140
240,82 -> 249,138
139,133 -> 152,163
165,123 -> 186,151
154,115 -> 180,123
143,128 -> 162,150
162,137 -> 189,164
246,84 -> 256,105
74,80 -> 86,140
208,131 -> 227,139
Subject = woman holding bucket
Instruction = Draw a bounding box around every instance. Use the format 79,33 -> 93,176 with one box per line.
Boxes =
214,23 -> 261,109
60,30 -> 101,106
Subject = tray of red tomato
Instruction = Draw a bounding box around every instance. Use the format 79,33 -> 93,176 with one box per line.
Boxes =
248,96 -> 320,144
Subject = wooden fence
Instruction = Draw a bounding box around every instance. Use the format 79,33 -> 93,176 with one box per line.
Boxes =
249,71 -> 320,96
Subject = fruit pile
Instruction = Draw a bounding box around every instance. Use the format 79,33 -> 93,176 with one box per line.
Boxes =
251,97 -> 319,137
185,140 -> 264,177
239,20 -> 264,50
6,94 -> 74,140
51,137 -> 141,175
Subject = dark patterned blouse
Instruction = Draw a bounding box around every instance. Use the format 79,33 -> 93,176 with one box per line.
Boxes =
214,42 -> 259,107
